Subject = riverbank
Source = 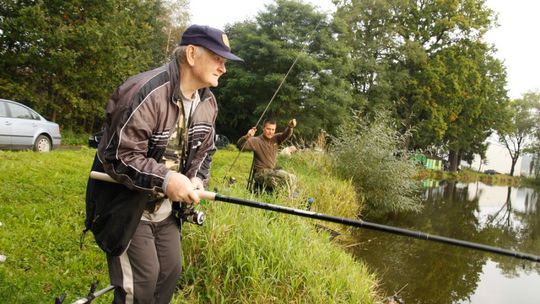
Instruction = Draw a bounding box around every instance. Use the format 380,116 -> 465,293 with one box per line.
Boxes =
0,148 -> 379,303
417,168 -> 522,186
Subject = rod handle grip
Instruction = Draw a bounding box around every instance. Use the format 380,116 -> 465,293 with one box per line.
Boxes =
89,171 -> 117,183
89,171 -> 216,201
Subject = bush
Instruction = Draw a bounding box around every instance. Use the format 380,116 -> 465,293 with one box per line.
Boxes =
329,110 -> 422,216
59,129 -> 91,146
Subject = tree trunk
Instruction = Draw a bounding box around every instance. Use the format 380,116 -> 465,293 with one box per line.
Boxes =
509,151 -> 520,176
510,157 -> 518,176
448,149 -> 460,172
478,157 -> 483,172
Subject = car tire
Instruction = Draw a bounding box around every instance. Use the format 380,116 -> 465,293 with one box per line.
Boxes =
34,135 -> 52,152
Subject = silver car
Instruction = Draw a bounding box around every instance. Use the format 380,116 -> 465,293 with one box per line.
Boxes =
0,99 -> 62,152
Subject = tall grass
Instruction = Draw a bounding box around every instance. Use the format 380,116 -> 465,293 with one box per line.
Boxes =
0,148 -> 378,303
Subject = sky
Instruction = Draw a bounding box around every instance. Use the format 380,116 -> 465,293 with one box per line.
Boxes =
190,0 -> 540,99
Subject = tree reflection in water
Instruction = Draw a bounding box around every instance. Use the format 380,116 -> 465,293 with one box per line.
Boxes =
348,181 -> 540,304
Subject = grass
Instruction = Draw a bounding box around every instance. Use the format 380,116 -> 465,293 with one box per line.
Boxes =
0,148 -> 107,302
416,167 -> 522,186
0,147 -> 378,303
521,176 -> 540,187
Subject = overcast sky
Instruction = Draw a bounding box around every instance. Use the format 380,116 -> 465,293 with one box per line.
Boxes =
190,0 -> 540,99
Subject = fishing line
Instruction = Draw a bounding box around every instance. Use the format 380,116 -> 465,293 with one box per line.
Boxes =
222,19 -> 324,183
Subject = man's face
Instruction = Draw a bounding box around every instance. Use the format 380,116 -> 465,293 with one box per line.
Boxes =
192,47 -> 227,87
263,123 -> 276,139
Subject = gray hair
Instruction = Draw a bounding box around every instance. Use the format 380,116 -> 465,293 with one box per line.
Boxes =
173,45 -> 203,65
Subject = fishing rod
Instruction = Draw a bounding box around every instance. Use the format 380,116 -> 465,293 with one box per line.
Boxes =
222,19 -> 323,183
90,171 -> 540,263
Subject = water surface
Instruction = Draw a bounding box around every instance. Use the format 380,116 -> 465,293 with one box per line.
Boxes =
349,181 -> 540,304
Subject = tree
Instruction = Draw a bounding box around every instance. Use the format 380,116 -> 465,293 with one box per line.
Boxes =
215,0 -> 355,141
332,0 -> 397,111
434,40 -> 509,172
162,0 -> 190,59
499,92 -> 540,176
333,0 -> 508,170
0,0 -> 180,132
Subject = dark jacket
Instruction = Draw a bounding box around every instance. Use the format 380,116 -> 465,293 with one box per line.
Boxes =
237,127 -> 293,172
85,59 -> 217,256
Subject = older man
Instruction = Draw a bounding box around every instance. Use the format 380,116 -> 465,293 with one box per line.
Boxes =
85,25 -> 243,303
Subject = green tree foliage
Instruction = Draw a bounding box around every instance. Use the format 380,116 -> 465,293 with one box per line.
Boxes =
329,110 -> 422,215
333,0 -> 509,170
215,0 -> 355,140
332,0 -> 396,109
0,0 -> 174,132
162,0 -> 190,59
433,40 -> 509,171
499,92 -> 540,175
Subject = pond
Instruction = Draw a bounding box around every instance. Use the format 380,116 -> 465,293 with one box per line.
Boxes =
348,181 -> 540,304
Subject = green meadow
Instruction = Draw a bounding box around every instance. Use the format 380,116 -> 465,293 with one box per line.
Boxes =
0,147 -> 378,303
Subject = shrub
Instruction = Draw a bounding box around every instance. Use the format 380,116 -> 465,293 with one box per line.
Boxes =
59,129 -> 90,146
329,110 -> 422,216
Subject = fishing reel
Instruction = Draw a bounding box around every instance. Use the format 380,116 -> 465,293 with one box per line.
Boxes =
176,202 -> 206,226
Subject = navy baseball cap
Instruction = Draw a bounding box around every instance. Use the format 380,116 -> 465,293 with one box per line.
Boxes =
180,24 -> 244,62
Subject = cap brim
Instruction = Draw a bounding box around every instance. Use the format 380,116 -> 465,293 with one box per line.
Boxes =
211,48 -> 244,62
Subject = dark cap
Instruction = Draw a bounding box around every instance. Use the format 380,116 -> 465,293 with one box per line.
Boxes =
180,24 -> 244,62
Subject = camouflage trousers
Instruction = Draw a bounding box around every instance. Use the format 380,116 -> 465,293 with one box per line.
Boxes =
254,169 -> 297,194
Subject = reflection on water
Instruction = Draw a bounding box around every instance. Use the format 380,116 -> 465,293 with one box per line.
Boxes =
349,181 -> 540,304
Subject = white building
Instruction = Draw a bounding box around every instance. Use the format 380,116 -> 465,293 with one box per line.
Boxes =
465,134 -> 536,177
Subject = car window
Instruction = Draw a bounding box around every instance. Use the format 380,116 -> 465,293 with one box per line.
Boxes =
7,102 -> 36,120
28,109 -> 40,120
0,102 -> 7,117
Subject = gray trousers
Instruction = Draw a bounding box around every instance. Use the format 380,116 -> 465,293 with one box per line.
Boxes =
107,215 -> 181,304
